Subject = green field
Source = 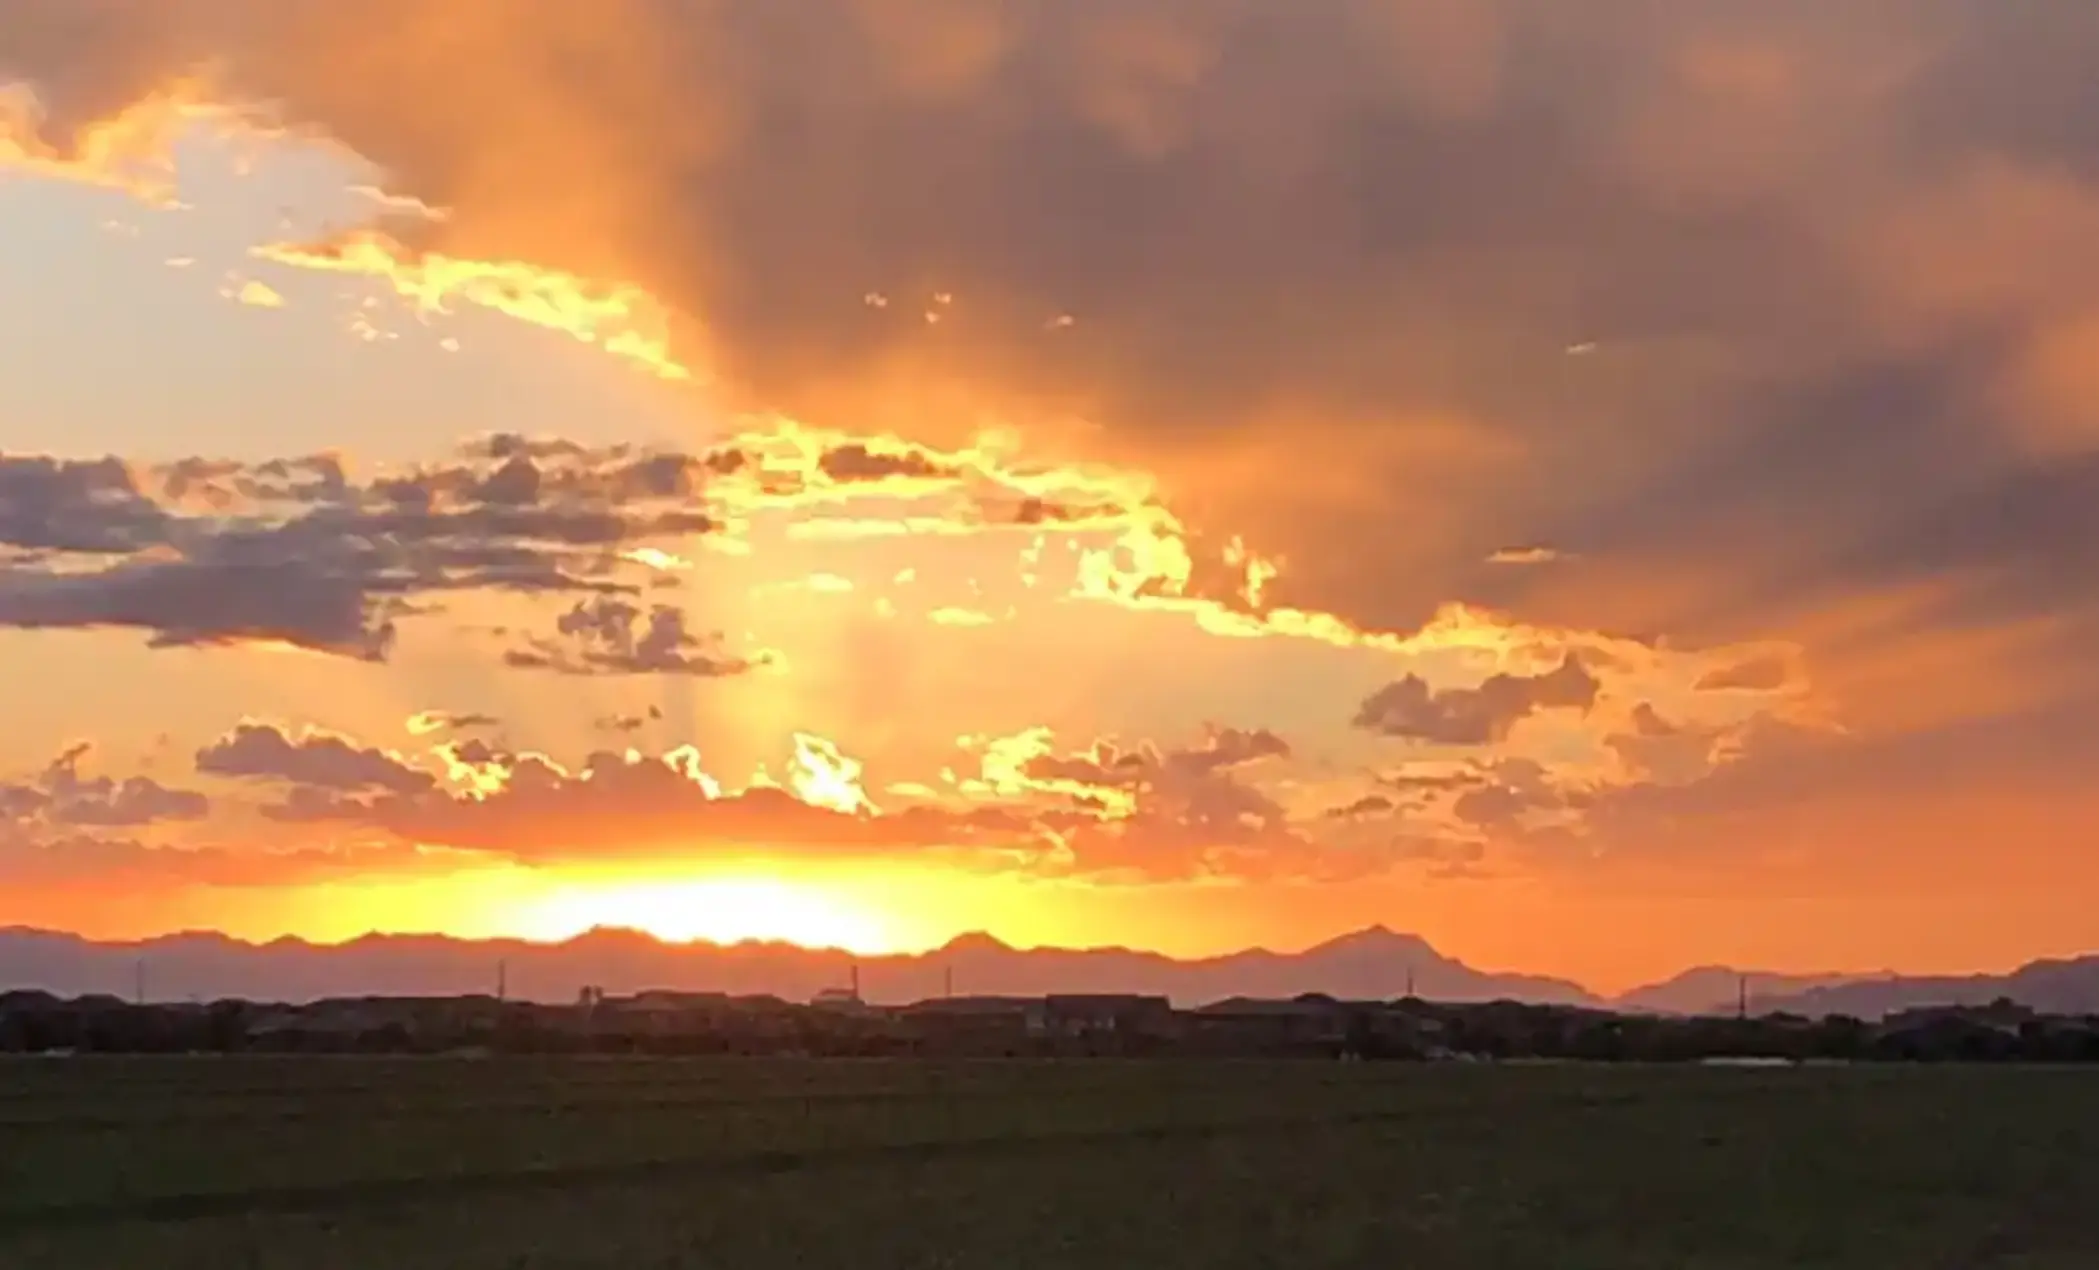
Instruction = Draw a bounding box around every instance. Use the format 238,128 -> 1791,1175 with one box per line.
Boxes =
1,1058 -> 2094,1269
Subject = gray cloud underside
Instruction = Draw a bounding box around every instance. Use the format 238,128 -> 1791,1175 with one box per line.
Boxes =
0,443 -> 719,659
1355,657 -> 1599,746
1,743 -> 207,830
3,0 -> 2099,823
503,596 -> 766,679
2,3 -> 2086,634
0,833 -> 428,888
174,722 -> 1397,884
196,723 -> 437,795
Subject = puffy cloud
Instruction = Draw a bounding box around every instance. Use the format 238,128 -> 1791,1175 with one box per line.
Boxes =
8,1 -> 2099,914
0,832 -> 434,889
404,711 -> 501,737
0,744 -> 413,893
195,722 -> 435,795
0,454 -> 168,553
504,596 -> 767,679
1354,657 -> 1599,746
0,555 -> 400,661
270,740 -> 1046,869
960,725 -> 1364,882
1,743 -> 207,830
160,719 -> 1364,884
594,706 -> 662,734
1695,655 -> 1794,694
979,725 -> 1290,813
10,1 -> 2099,682
1449,759 -> 1584,835
0,439 -> 725,660
816,442 -> 959,486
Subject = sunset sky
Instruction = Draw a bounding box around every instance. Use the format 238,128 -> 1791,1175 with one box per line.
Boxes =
3,2 -> 2097,994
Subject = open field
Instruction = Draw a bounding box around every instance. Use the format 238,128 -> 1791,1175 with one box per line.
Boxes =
1,1059 -> 2095,1269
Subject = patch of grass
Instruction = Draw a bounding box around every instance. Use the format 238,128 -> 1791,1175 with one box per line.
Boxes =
2,1059 -> 2095,1268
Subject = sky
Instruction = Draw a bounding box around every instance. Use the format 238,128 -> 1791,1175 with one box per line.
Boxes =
2,1 -> 2098,994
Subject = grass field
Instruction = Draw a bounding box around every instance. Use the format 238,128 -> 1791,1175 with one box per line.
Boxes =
1,1058 -> 2095,1269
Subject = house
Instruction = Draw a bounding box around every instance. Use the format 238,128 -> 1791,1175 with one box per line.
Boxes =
1041,994 -> 1176,1039
596,991 -> 739,1037
246,1001 -> 409,1047
1887,999 -> 2032,1033
903,996 -> 1045,1030
1189,996 -> 1443,1056
811,987 -> 868,1013
898,996 -> 1046,1051
1190,997 -> 1350,1050
628,990 -> 734,1011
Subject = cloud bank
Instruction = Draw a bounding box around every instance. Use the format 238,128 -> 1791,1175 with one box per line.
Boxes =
5,3 -> 2099,967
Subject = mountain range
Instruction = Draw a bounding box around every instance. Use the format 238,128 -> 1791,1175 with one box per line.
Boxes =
4,925 -> 2097,1018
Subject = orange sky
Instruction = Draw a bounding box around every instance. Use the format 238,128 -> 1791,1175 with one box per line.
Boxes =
4,2 -> 2099,996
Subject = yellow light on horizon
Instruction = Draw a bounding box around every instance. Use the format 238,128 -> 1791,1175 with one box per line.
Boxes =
513,875 -> 903,953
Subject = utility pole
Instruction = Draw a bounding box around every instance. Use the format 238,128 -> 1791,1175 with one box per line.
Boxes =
1405,963 -> 1416,1000
496,959 -> 508,1004
849,963 -> 861,1001
1737,973 -> 1749,1020
943,964 -> 954,999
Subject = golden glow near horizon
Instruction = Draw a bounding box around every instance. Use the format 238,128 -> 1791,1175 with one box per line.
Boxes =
8,4 -> 2099,994
513,875 -> 904,954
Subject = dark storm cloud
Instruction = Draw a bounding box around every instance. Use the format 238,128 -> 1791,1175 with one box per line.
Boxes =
4,4 -> 2094,630
8,0 -> 2099,809
3,1 -> 2079,658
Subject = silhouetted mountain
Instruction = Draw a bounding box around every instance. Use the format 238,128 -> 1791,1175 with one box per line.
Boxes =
1755,958 -> 2099,1019
0,925 -> 1592,1007
8,926 -> 2096,1015
1614,966 -> 1877,1016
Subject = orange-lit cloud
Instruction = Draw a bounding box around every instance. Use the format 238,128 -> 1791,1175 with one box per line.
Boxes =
8,2 -> 2099,980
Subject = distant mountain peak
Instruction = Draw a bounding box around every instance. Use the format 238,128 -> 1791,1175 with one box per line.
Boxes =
11,925 -> 2090,1016
1307,925 -> 1436,957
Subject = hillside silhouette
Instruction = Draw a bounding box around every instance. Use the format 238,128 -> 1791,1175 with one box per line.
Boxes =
7,926 -> 2098,1016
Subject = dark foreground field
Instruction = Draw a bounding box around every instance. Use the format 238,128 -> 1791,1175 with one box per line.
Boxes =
1,1058 -> 2094,1269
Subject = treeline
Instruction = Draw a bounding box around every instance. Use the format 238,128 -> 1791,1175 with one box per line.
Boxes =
5,989 -> 2099,1062
1427,1002 -> 2099,1064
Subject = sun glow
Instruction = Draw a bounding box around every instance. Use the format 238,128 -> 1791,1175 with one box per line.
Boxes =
515,875 -> 902,953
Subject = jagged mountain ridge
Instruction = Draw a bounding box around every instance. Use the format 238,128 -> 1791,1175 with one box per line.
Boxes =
0,924 -> 1588,1008
5,925 -> 2096,1016
1612,966 -> 1880,1016
1747,958 -> 2099,1020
